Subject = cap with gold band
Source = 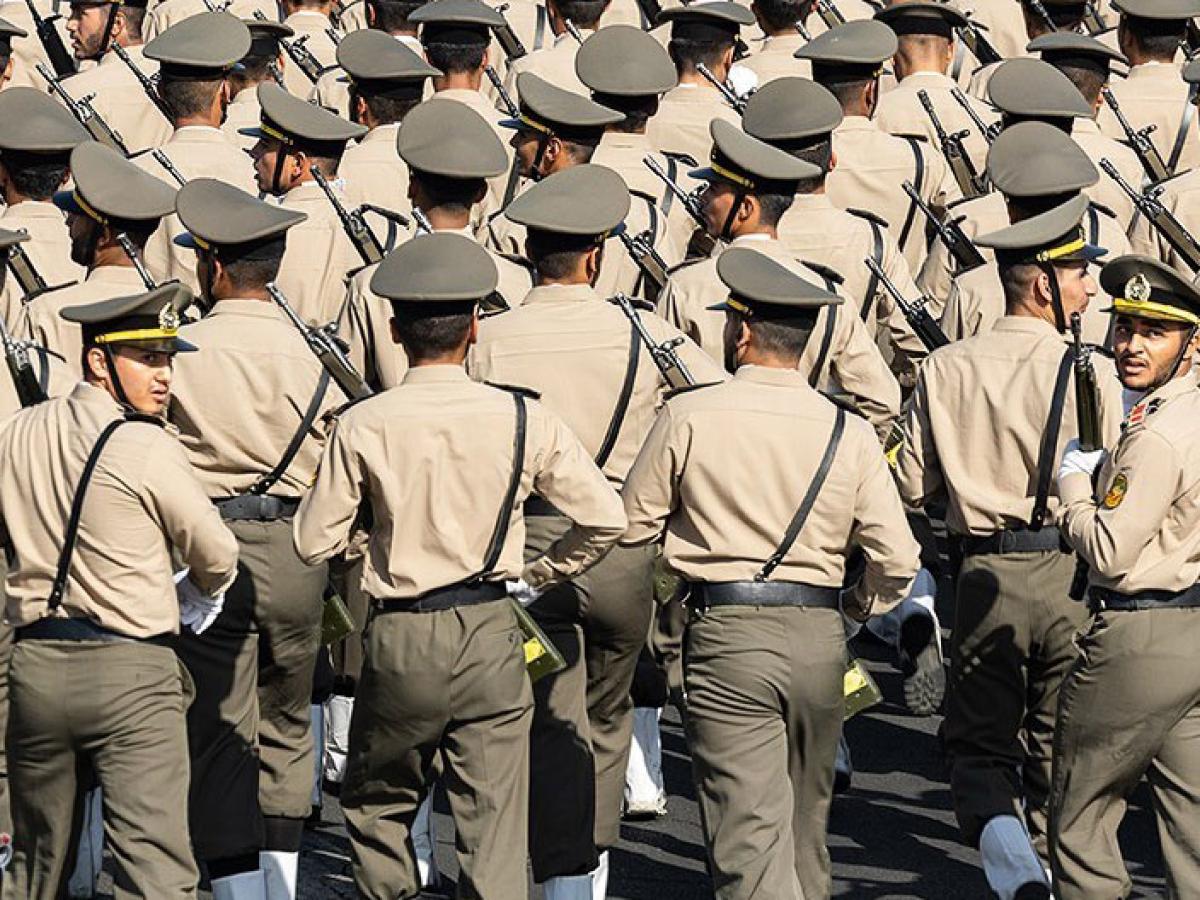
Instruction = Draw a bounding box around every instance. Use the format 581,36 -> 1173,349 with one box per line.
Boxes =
975,193 -> 1106,266
371,233 -> 499,304
0,87 -> 90,153
503,163 -> 630,237
794,20 -> 896,83
397,99 -> 508,179
60,282 -> 198,353
657,1 -> 755,40
174,178 -> 307,257
503,73 -> 624,141
875,1 -> 969,38
241,82 -> 367,146
1100,255 -> 1200,325
712,247 -> 843,316
986,121 -> 1097,198
575,25 -> 677,97
337,29 -> 439,100
143,12 -> 252,80
690,119 -> 821,189
69,0 -> 149,9
53,142 -> 176,226
1027,31 -> 1127,76
987,57 -> 1092,120
743,77 -> 844,145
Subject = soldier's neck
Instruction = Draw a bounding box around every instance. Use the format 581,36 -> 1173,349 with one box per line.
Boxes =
91,245 -> 135,271
421,206 -> 470,231
434,71 -> 483,93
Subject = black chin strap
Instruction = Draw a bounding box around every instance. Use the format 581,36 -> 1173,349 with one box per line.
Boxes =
271,146 -> 289,196
1160,324 -> 1199,388
587,240 -> 604,288
718,187 -> 746,243
1038,261 -> 1067,333
101,344 -> 134,412
98,2 -> 120,58
529,134 -> 550,182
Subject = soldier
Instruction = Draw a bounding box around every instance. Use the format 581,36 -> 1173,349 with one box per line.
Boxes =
502,0 -> 610,103
1096,0 -> 1200,176
294,232 -> 628,900
797,20 -> 961,276
336,31 -> 438,216
469,164 -> 725,898
0,17 -> 26,87
645,2 -> 753,168
967,0 -> 1035,60
224,19 -> 293,154
0,280 -> 238,899
22,141 -> 175,372
169,178 -> 336,900
742,0 -> 874,86
966,0 -> 1095,100
872,1 -> 999,178
0,88 -> 88,328
1051,254 -> 1200,900
243,82 -> 365,325
136,12 -> 258,291
658,118 -> 902,440
59,0 -> 173,154
310,0 -> 425,115
622,246 -> 919,898
278,0 -> 340,99
144,0 -> 274,40
895,194 -> 1124,900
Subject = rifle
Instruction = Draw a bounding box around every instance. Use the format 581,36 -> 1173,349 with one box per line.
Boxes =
267,282 -> 373,400
255,12 -> 326,84
955,19 -> 1002,66
814,0 -> 845,30
151,150 -> 187,187
111,44 -> 174,123
492,3 -> 528,61
411,207 -> 433,235
617,226 -> 669,302
267,58 -> 286,88
1070,312 -> 1102,451
311,168 -> 385,266
0,313 -> 47,407
950,87 -> 1000,144
864,257 -> 949,351
696,63 -> 746,114
485,64 -> 519,118
24,0 -> 75,78
1101,86 -> 1171,184
612,293 -> 694,390
115,233 -> 158,290
325,26 -> 342,46
902,181 -> 986,272
5,237 -> 74,304
1026,0 -> 1059,33
360,203 -> 413,230
642,154 -> 718,256
38,64 -> 130,156
918,89 -> 986,199
1083,0 -> 1106,35
563,18 -> 585,44
1100,158 -> 1200,272
634,0 -> 664,29
794,18 -> 812,40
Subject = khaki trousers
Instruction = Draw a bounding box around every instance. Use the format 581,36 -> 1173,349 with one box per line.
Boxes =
175,516 -> 326,860
3,639 -> 197,900
685,605 -> 845,900
342,599 -> 532,900
944,548 -> 1088,854
1050,607 -> 1200,900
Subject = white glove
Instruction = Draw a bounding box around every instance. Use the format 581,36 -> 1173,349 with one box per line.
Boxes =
505,578 -> 540,607
1058,438 -> 1105,481
174,569 -> 226,635
727,64 -> 759,100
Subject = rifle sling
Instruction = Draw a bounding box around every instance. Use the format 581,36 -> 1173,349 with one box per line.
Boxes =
249,370 -> 331,496
808,290 -> 837,389
595,320 -> 641,469
860,217 -> 884,322
898,138 -> 925,254
472,391 -> 528,583
1029,349 -> 1074,531
1167,82 -> 1198,175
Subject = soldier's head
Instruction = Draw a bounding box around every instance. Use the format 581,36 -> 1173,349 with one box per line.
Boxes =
339,30 -> 437,129
876,2 -> 968,79
232,21 -> 293,95
505,74 -> 622,180
67,0 -> 145,60
0,18 -> 24,86
743,78 -> 842,196
548,0 -> 610,32
691,120 -> 818,241
750,0 -> 807,35
1113,0 -> 1198,63
661,2 -> 754,81
413,0 -> 500,82
281,0 -> 336,18
989,58 -> 1091,135
0,88 -> 88,205
145,13 -> 252,128
1029,32 -> 1127,116
714,247 -> 840,372
63,283 -> 197,415
576,26 -> 676,134
1101,256 -> 1200,390
1019,0 -> 1087,38
366,0 -> 426,35
796,21 -> 896,118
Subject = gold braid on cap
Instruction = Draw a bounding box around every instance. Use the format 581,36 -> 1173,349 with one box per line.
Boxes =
93,303 -> 181,345
1034,236 -> 1085,263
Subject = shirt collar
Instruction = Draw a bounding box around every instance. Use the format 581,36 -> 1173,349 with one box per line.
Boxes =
86,266 -> 150,285
206,298 -> 281,319
401,364 -> 471,385
991,315 -> 1065,337
523,283 -> 600,305
901,70 -> 954,89
734,364 -> 807,387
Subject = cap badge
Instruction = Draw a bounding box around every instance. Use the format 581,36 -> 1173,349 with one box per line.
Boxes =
158,303 -> 180,332
1125,273 -> 1152,303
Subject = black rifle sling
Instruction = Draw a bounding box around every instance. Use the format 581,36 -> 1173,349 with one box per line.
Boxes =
808,294 -> 838,389
1029,350 -> 1075,531
250,370 -> 332,496
897,138 -> 925,253
474,391 -> 528,581
660,155 -> 678,218
534,4 -> 547,49
595,320 -> 641,468
757,407 -> 847,581
1168,82 -> 1198,175
860,217 -> 885,322
48,414 -> 160,611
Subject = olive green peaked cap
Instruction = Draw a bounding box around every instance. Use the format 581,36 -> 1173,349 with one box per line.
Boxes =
55,142 -> 176,224
397,99 -> 508,178
337,29 -> 439,100
504,164 -> 630,237
986,121 -> 1097,197
743,77 -> 844,142
691,119 -> 821,187
976,193 -> 1106,265
1100,254 -> 1200,325
988,57 -> 1092,119
0,87 -> 89,152
245,83 -> 367,145
370,233 -> 499,302
575,25 -> 677,96
61,282 -> 198,353
174,178 -> 307,254
143,12 -> 252,78
714,248 -> 843,316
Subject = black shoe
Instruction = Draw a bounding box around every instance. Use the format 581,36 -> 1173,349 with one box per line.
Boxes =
898,612 -> 945,716
1013,881 -> 1051,900
833,734 -> 852,795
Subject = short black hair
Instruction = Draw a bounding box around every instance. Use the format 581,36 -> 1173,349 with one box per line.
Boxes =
423,40 -> 487,74
668,38 -> 730,73
755,0 -> 807,32
219,238 -> 287,289
549,0 -> 610,28
755,190 -> 795,227
822,77 -> 872,108
0,150 -> 70,201
1124,13 -> 1186,58
159,76 -> 224,120
390,301 -> 475,360
231,53 -> 277,88
590,93 -> 659,132
744,311 -> 818,360
352,88 -> 421,126
410,169 -> 486,215
525,229 -> 601,280
1054,63 -> 1106,106
367,0 -> 425,31
1023,0 -> 1085,29
772,137 -> 832,192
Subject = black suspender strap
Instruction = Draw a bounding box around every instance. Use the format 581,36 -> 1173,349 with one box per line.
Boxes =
1086,203 -> 1100,247
808,300 -> 837,389
48,414 -> 158,611
897,138 -> 925,254
534,4 -> 547,50
660,155 -> 678,218
757,407 -> 846,581
1167,82 -> 1198,176
249,370 -> 332,496
595,320 -> 641,468
860,218 -> 885,322
1029,350 -> 1075,531
473,391 -> 528,582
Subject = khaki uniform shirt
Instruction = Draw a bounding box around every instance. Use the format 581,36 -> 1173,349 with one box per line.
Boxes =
2,0 -> 69,90
621,365 -> 919,618
896,315 -> 1124,536
280,10 -> 339,99
658,234 -> 902,436
58,45 -> 173,155
0,345 -> 74,421
1097,61 -> 1200,177
137,126 -> 259,292
222,85 -> 263,154
740,32 -> 811,86
277,179 -> 362,326
966,0 -> 1031,61
646,83 -> 742,168
827,114 -> 961,275
340,123 -> 411,220
144,0 -> 276,40
0,200 -> 83,330
873,70 -> 997,183
502,29 -> 589,104
293,364 -> 628,595
1071,116 -> 1144,232
0,382 -> 239,637
469,282 -> 727,485
21,266 -> 147,376
1060,372 -> 1200,593
598,0 -> 643,29
169,298 -> 337,499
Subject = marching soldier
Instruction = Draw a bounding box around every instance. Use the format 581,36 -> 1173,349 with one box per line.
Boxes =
501,0 -> 609,102
0,280 -> 239,899
1051,254 -> 1200,900
278,0 -> 340,99
224,19 -> 293,154
965,0 -> 1094,101
657,118 -> 902,440
136,12 -> 259,291
1095,0 -> 1200,176
469,164 -> 725,897
169,177 -> 336,900
144,0 -> 275,40
0,87 -> 88,328
244,82 -> 365,325
742,0 -> 875,86
621,246 -> 919,899
294,232 -> 628,900
895,195 -> 1124,900
22,141 -> 176,372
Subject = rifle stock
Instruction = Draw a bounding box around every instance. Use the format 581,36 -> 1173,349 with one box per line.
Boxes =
695,63 -> 746,114
1100,157 -> 1200,272
112,44 -> 175,123
902,181 -> 986,271
267,283 -> 373,401
492,3 -> 528,60
0,312 -> 48,407
617,228 -> 668,302
864,257 -> 950,352
1101,86 -> 1171,183
612,293 -> 694,390
25,0 -> 76,77
39,64 -> 130,156
1070,312 -> 1103,452
312,168 -> 385,266
918,89 -> 986,198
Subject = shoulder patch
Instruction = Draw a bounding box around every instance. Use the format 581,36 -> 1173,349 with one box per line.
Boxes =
1102,472 -> 1128,509
800,260 -> 846,285
844,207 -> 890,228
661,150 -> 699,167
664,381 -> 721,400
485,380 -> 542,400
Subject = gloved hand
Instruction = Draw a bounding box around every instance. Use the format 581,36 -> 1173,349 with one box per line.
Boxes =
1058,438 -> 1106,482
175,569 -> 226,635
727,64 -> 759,100
505,578 -> 540,607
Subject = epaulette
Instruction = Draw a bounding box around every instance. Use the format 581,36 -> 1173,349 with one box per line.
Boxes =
496,251 -> 535,274
485,381 -> 542,400
666,256 -> 706,276
844,207 -> 890,228
1087,200 -> 1118,220
609,294 -> 654,311
664,381 -> 720,400
661,150 -> 698,167
820,391 -> 868,420
329,393 -> 372,420
945,196 -> 977,213
800,259 -> 845,285
630,188 -> 659,207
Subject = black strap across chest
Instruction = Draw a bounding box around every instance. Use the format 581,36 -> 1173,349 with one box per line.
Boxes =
594,320 -> 641,468
1029,350 -> 1074,531
249,370 -> 332,496
897,137 -> 925,253
808,300 -> 838,389
860,218 -> 885,322
471,391 -> 528,585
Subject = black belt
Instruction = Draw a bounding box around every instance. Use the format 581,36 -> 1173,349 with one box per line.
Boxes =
373,580 -> 507,614
1089,583 -> 1200,613
15,617 -> 166,644
689,581 -> 840,610
959,527 -> 1065,556
214,495 -> 301,521
523,496 -> 563,518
